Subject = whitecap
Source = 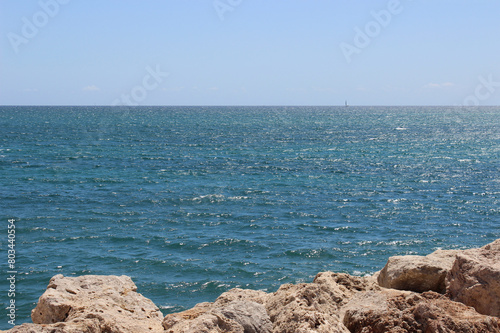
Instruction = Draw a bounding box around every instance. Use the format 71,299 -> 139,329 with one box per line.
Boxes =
228,196 -> 249,200
159,305 -> 176,310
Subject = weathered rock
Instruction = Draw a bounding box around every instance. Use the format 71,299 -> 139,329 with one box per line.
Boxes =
163,288 -> 272,333
220,301 -> 271,333
265,283 -> 348,333
377,249 -> 459,293
343,289 -> 500,333
446,238 -> 500,317
163,307 -> 244,333
213,288 -> 269,307
28,274 -> 164,333
265,273 -> 379,333
3,320 -> 101,333
313,272 -> 380,307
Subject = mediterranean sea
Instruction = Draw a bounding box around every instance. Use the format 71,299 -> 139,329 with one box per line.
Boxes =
0,106 -> 498,328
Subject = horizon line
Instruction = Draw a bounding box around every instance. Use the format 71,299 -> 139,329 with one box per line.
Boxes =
1,104 -> 499,108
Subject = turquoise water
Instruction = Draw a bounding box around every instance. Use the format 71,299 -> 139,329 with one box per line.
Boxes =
1,106 -> 499,328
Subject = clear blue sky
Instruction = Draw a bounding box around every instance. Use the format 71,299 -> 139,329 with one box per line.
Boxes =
1,0 -> 499,106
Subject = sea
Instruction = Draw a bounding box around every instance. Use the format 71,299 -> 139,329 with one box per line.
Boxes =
0,105 -> 499,328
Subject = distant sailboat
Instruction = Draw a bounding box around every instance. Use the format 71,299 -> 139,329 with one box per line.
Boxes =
345,100 -> 348,107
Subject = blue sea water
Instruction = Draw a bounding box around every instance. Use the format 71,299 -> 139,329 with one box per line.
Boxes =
0,105 -> 499,328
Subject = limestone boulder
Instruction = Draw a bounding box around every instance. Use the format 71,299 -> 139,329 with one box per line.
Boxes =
312,272 -> 380,306
2,320 -> 101,333
377,249 -> 459,293
213,288 -> 270,307
264,272 -> 379,333
446,238 -> 500,317
343,289 -> 500,332
29,274 -> 164,333
163,288 -> 272,333
219,301 -> 271,333
163,305 -> 245,333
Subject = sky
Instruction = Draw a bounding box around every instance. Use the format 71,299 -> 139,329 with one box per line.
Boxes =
1,0 -> 499,106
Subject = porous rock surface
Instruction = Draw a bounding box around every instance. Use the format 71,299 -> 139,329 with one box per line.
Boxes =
446,238 -> 500,317
3,320 -> 101,333
163,288 -> 272,333
6,274 -> 164,333
343,289 -> 500,332
377,249 -> 460,293
4,238 -> 500,333
265,273 -> 379,333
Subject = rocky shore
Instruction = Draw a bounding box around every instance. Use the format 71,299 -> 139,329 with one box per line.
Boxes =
4,239 -> 500,333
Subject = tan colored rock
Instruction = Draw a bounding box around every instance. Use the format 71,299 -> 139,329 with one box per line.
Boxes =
343,289 -> 500,333
219,301 -> 272,333
265,272 -> 379,333
163,308 -> 244,333
213,288 -> 269,307
163,288 -> 272,333
3,319 -> 101,333
377,249 -> 459,293
29,274 -> 164,333
446,238 -> 500,317
313,272 -> 380,306
265,283 -> 348,333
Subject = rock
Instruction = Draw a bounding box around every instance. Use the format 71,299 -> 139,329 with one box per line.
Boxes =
3,320 -> 101,333
265,273 -> 379,333
343,289 -> 500,333
446,238 -> 500,317
163,288 -> 272,333
29,274 -> 164,333
163,307 -> 244,333
377,249 -> 459,293
213,288 -> 270,307
265,283 -> 348,333
313,272 -> 380,306
220,301 -> 271,333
